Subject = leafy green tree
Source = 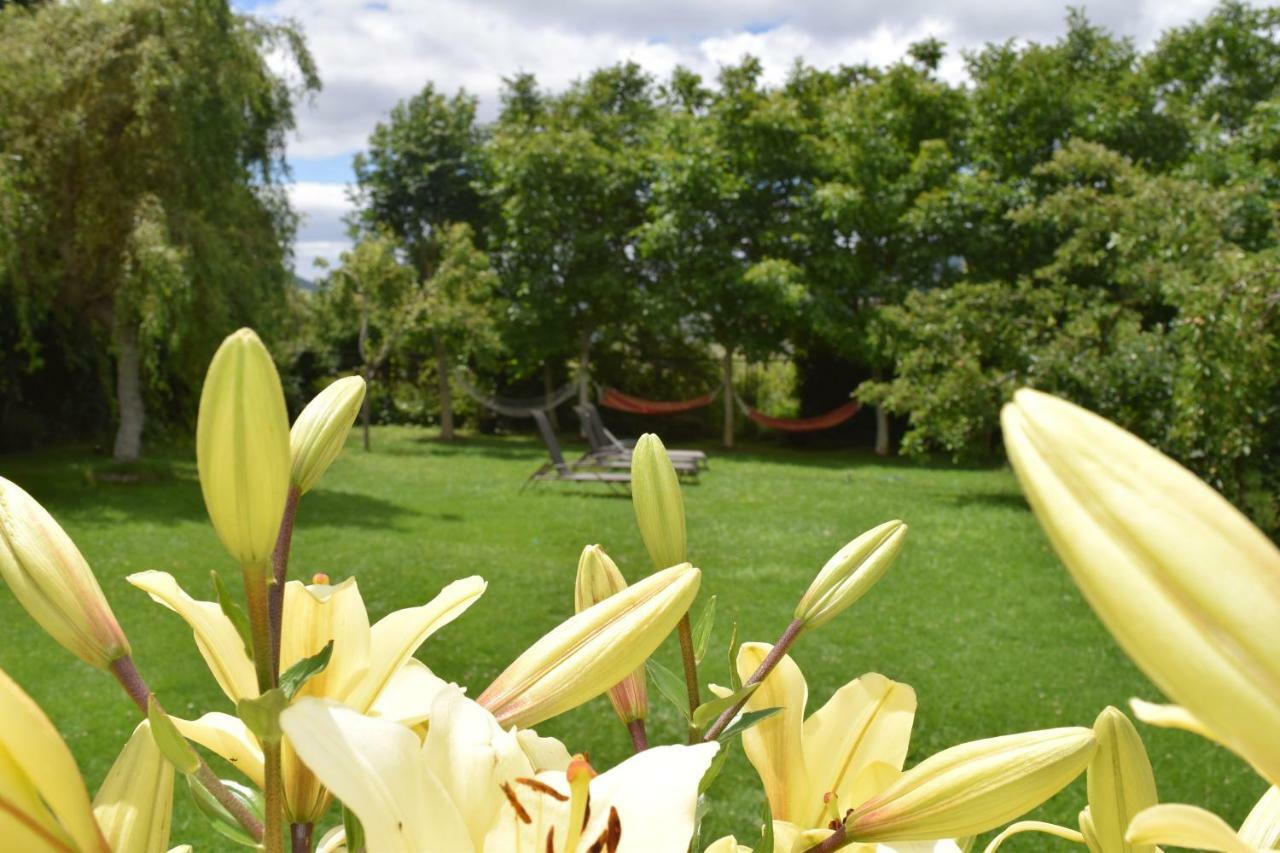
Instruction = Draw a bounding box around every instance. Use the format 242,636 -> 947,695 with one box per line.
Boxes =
413,223 -> 501,440
0,0 -> 316,460
324,231 -> 423,450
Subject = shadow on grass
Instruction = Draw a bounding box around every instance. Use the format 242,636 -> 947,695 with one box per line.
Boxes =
296,489 -> 420,529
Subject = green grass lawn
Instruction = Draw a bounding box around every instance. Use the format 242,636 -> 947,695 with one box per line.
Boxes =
0,426 -> 1263,850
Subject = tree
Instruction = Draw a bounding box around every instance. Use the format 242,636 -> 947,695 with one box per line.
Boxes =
0,0 -> 317,460
325,231 -> 422,451
413,223 -> 501,440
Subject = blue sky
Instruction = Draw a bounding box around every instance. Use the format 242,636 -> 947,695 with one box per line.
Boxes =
236,0 -> 1218,276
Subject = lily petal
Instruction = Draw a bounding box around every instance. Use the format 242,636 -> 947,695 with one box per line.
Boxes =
346,576 -> 485,712
126,571 -> 256,703
172,713 -> 264,789
1128,698 -> 1220,742
981,820 -> 1084,852
1238,787 -> 1280,850
368,659 -> 450,728
1126,804 -> 1255,852
280,577 -> 370,703
93,721 -> 175,853
736,643 -> 809,822
280,698 -> 472,853
1087,707 -> 1157,853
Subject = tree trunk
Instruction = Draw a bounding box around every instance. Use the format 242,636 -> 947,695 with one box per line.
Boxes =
543,362 -> 559,430
872,366 -> 891,457
361,367 -> 373,452
577,331 -> 591,407
721,348 -> 735,449
112,316 -> 145,462
435,335 -> 453,441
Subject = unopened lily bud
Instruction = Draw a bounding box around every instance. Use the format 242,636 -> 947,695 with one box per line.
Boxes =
93,720 -> 176,853
197,328 -> 291,567
0,477 -> 129,669
1002,388 -> 1280,783
575,545 -> 649,723
479,562 -> 700,728
846,727 -> 1096,842
794,521 -> 906,629
631,434 -> 686,569
1087,707 -> 1157,853
290,376 -> 366,494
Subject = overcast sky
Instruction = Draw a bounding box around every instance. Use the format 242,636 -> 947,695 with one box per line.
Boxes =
236,0 -> 1219,277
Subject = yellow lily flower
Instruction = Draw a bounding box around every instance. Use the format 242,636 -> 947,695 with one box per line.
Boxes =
1002,388 -> 1280,784
280,684 -> 718,853
1127,786 -> 1280,852
92,721 -> 175,853
126,570 -> 484,823
0,665 -> 109,852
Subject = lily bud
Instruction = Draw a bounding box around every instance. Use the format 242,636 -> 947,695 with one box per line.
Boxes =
197,328 -> 291,567
0,477 -> 130,669
794,521 -> 907,629
846,727 -> 1096,842
93,720 -> 176,853
290,376 -> 366,494
1087,707 -> 1157,853
575,545 -> 648,723
631,434 -> 686,569
1002,388 -> 1280,784
479,562 -> 700,728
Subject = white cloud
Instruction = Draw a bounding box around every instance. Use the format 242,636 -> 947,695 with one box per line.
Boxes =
287,182 -> 354,277
256,0 -> 1220,272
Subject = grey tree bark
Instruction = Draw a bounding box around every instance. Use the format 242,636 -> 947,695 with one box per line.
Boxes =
721,348 -> 735,449
543,362 -> 559,430
435,334 -> 453,441
872,366 -> 891,456
112,316 -> 145,462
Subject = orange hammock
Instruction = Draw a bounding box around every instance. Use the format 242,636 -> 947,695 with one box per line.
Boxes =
741,398 -> 861,432
599,386 -> 718,415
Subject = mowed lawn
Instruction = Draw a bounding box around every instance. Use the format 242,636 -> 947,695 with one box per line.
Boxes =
0,425 -> 1262,850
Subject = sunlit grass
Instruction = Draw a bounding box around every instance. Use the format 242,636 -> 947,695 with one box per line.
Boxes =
0,426 -> 1260,849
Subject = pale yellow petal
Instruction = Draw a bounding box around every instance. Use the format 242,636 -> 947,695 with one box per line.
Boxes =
280,577 -> 370,702
776,819 -> 834,853
803,673 -> 916,825
172,713 -> 264,788
93,721 -> 174,853
1238,787 -> 1280,850
737,643 -> 808,821
346,576 -> 486,712
515,730 -> 573,773
368,659 -> 449,727
1128,698 -> 1219,741
126,571 -> 256,703
0,666 -> 106,852
1126,804 -> 1255,852
878,842 -> 967,852
1087,707 -> 1157,853
704,836 -> 751,853
981,820 -> 1084,852
315,826 -> 347,853
280,698 -> 472,853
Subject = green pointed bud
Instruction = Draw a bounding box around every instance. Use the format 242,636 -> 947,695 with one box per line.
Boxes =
479,562 -> 700,728
1087,707 -> 1157,853
146,696 -> 200,775
847,727 -> 1096,843
575,545 -> 649,723
631,434 -> 686,570
794,521 -> 906,629
197,328 -> 291,568
290,376 -> 366,494
0,477 -> 130,669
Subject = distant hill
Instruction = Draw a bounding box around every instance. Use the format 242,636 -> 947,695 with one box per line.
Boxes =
293,274 -> 317,292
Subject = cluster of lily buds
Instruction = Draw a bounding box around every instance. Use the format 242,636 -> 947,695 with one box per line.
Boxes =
575,544 -> 649,724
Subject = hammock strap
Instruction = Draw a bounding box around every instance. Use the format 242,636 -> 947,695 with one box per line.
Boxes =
454,369 -> 579,418
733,392 -> 861,432
598,386 -> 720,415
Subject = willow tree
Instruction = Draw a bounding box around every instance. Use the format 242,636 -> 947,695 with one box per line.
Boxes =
0,0 -> 317,460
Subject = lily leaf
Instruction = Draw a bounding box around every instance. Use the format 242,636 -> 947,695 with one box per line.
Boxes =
717,707 -> 782,744
692,682 -> 759,730
692,595 -> 717,665
728,621 -> 742,691
646,658 -> 692,722
237,688 -> 287,745
186,774 -> 264,849
146,697 -> 200,774
211,570 -> 254,660
280,640 -> 333,700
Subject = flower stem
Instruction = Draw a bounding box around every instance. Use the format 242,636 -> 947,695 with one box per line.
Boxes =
676,613 -> 701,743
108,655 -> 265,842
268,486 -> 301,683
291,822 -> 314,853
245,563 -> 285,853
627,718 -> 649,753
802,824 -> 848,852
702,617 -> 805,742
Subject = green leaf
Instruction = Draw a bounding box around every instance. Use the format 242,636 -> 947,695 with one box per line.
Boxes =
645,659 -> 691,722
692,595 -> 717,665
186,774 -> 264,849
343,804 -> 367,853
279,640 -> 333,701
692,682 -> 759,730
728,621 -> 742,691
698,739 -> 732,795
146,697 -> 200,774
211,570 -> 254,661
236,688 -> 287,745
716,707 -> 782,744
753,797 -> 775,853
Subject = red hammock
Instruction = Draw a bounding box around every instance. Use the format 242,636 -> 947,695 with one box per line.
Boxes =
743,400 -> 861,432
600,387 -> 718,415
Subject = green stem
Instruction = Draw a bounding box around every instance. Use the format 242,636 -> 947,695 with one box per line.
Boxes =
244,563 -> 284,853
627,718 -> 649,753
268,487 -> 301,682
676,613 -> 701,743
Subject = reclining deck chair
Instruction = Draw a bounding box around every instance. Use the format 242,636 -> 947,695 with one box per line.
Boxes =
524,410 -> 632,492
574,403 -> 709,471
